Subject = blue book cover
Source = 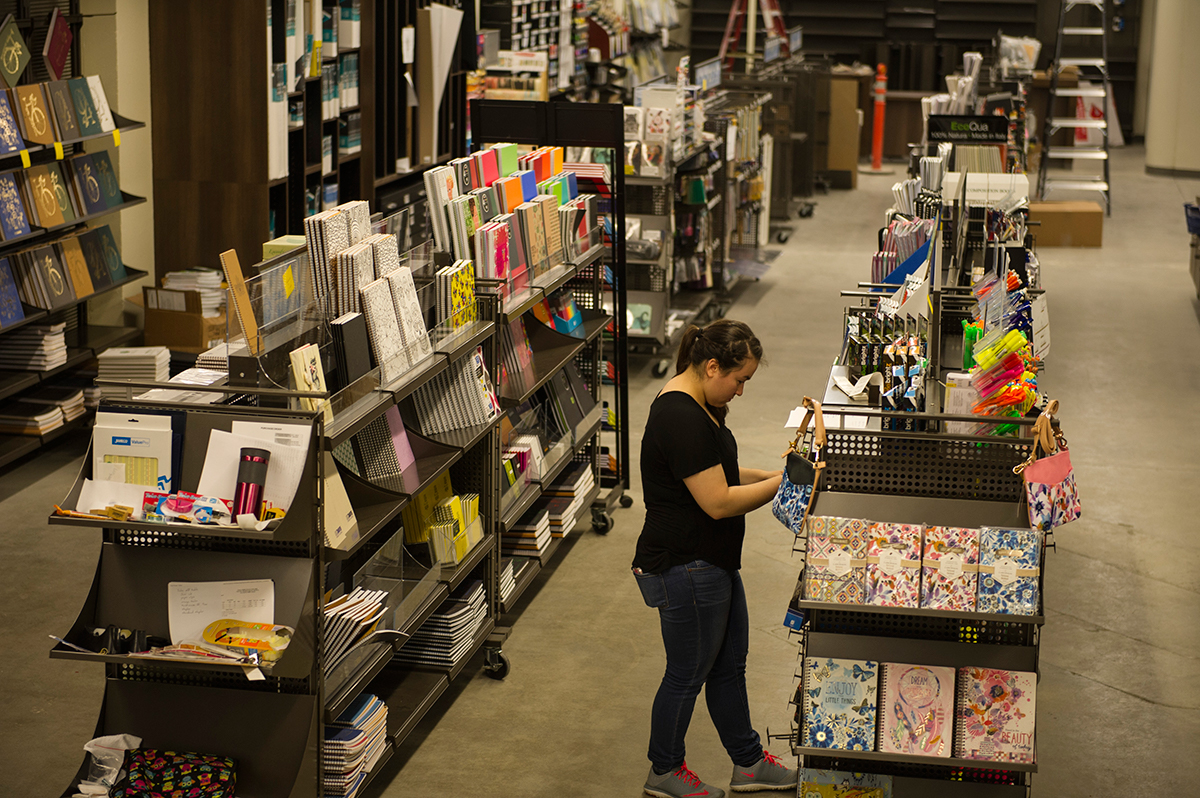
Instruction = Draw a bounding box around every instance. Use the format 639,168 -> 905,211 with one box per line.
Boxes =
977,527 -> 1041,615
91,224 -> 127,283
516,169 -> 537,202
0,257 -> 24,329
565,172 -> 578,200
68,154 -> 108,216
0,172 -> 30,240
0,91 -> 22,155
802,657 -> 878,751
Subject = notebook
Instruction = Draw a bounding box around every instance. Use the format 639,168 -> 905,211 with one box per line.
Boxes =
920,527 -> 979,612
804,516 -> 870,605
800,771 -> 891,798
359,277 -> 407,383
877,663 -> 954,757
955,667 -> 1036,763
865,523 -> 922,608
977,527 -> 1041,616
801,657 -> 878,751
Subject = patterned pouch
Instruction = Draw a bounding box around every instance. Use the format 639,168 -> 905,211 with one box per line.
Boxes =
1015,401 -> 1081,533
115,749 -> 237,798
772,397 -> 826,536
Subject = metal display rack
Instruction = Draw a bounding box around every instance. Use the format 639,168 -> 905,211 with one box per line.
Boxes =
786,413 -> 1048,798
469,99 -> 632,525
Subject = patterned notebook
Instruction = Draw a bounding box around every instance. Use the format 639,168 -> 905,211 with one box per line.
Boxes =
865,523 -> 922,608
386,267 -> 432,364
878,663 -> 954,757
921,527 -> 980,612
805,516 -> 870,604
800,770 -> 891,798
360,277 -> 407,383
955,667 -> 1036,763
977,527 -> 1041,615
802,657 -> 878,751
799,786 -> 883,798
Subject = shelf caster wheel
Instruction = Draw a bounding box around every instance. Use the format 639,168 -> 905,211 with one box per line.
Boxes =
619,494 -> 634,509
652,359 -> 670,378
798,203 -> 815,219
592,509 -> 614,534
775,231 -> 790,244
485,649 -> 510,680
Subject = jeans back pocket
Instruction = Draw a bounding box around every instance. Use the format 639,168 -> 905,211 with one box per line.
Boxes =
633,570 -> 669,609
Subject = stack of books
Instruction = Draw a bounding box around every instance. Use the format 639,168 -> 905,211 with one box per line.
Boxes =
96,346 -> 169,400
427,492 -> 484,566
323,693 -> 388,798
323,586 -> 388,675
434,260 -> 477,333
392,580 -> 488,669
409,346 -> 498,435
499,557 -> 516,602
542,461 -> 596,536
161,268 -> 225,317
502,506 -> 551,556
498,317 -> 536,397
540,362 -> 597,440
0,400 -> 64,435
0,321 -> 66,371
21,384 -> 86,422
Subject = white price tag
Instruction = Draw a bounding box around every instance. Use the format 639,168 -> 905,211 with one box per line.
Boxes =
828,549 -> 852,578
938,552 -> 964,580
877,548 -> 903,576
402,26 -> 415,65
1031,294 -> 1050,360
993,557 -> 1018,585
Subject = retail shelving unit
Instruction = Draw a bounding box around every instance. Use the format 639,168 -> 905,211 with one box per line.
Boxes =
470,98 -> 632,525
148,0 -> 471,281
786,414 -> 1047,798
0,1 -> 148,468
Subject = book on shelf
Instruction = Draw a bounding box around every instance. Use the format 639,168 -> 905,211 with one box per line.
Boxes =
90,150 -> 123,209
0,399 -> 64,435
392,580 -> 487,668
799,770 -> 891,798
42,8 -> 72,82
500,212 -> 529,294
0,322 -> 66,371
877,663 -> 954,757
977,527 -> 1040,616
67,77 -> 102,137
503,507 -> 551,555
0,172 -> 30,240
359,276 -> 408,383
86,75 -> 116,133
920,526 -> 979,612
865,523 -> 922,608
330,311 -> 372,391
323,586 -> 387,673
324,692 -> 387,798
422,164 -> 459,255
0,257 -> 24,329
0,16 -> 30,90
409,346 -> 498,435
337,405 -> 420,495
448,193 -> 481,262
23,164 -> 65,227
492,142 -> 519,177
515,202 -> 549,278
955,667 -> 1036,763
402,471 -> 454,545
45,80 -> 78,141
384,265 -> 433,367
804,516 -> 870,605
801,656 -> 878,752
66,154 -> 108,217
0,90 -> 22,155
288,342 -> 333,421
45,163 -> 76,225
499,316 -> 535,397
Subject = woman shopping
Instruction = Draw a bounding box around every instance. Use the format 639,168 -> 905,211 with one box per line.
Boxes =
633,319 -> 798,798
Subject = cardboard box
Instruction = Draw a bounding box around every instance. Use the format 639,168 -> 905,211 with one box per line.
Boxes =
139,287 -> 227,354
1029,201 -> 1103,247
827,76 -> 862,189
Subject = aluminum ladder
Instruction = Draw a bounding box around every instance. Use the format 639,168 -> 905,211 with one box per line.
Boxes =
1037,0 -> 1112,215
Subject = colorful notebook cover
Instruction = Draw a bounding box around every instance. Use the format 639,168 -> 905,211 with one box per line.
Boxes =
32,245 -> 74,309
46,80 -> 77,140
491,142 -> 518,176
68,76 -> 102,136
802,657 -> 878,751
800,771 -> 891,798
58,237 -> 93,298
955,667 -> 1036,763
0,90 -> 21,154
46,163 -> 76,224
804,516 -> 870,605
799,786 -> 883,798
878,663 -> 954,757
78,228 -> 112,290
68,154 -> 107,216
865,523 -> 922,608
977,527 -> 1041,616
25,165 -> 64,227
91,225 -> 127,282
90,150 -> 123,208
0,171 -> 29,240
921,527 -> 980,612
0,16 -> 30,90
0,257 -> 23,329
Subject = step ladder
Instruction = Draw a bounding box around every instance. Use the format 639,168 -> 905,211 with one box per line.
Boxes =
1037,0 -> 1112,215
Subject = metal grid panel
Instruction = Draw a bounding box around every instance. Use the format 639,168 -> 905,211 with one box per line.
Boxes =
628,263 -> 667,292
110,528 -> 312,558
625,184 -> 671,215
809,608 -> 1037,647
800,753 -> 1029,787
823,431 -> 1031,502
116,662 -> 312,694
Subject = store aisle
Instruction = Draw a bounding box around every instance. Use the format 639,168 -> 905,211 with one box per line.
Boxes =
1,146 -> 1197,796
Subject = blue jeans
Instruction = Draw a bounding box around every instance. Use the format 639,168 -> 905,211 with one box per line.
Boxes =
634,560 -> 763,773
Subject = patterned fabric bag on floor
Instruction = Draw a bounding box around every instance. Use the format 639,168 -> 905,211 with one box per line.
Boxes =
772,396 -> 826,536
113,749 -> 236,798
1014,400 -> 1081,532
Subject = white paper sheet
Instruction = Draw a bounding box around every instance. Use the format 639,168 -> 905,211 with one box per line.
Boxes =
75,478 -> 150,516
195,429 -> 308,513
167,579 -> 274,644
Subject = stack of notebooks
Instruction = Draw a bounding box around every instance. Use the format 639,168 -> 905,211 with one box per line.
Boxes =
409,346 -> 498,435
0,399 -> 64,435
21,383 -> 85,421
427,492 -> 484,565
434,260 -> 477,333
498,317 -> 536,397
540,362 -> 598,440
0,321 -> 66,371
161,268 -> 224,317
499,557 -> 517,603
0,151 -> 124,242
392,579 -> 488,669
799,656 -> 1037,764
303,199 -> 371,319
196,342 -> 233,373
358,263 -> 433,385
323,586 -> 389,675
95,346 -> 169,400
502,506 -> 551,556
336,405 -> 420,494
541,462 -> 595,537
3,225 -> 127,310
323,693 -> 388,798
954,144 -> 1005,174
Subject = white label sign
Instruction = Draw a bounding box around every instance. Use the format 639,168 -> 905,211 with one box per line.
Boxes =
828,549 -> 852,577
1031,294 -> 1050,360
993,557 -> 1018,585
877,548 -> 903,576
938,552 -> 964,580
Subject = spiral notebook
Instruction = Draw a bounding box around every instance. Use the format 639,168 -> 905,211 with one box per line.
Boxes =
801,657 -> 878,751
865,523 -> 922,608
955,667 -> 1036,763
877,663 -> 954,757
977,527 -> 1041,615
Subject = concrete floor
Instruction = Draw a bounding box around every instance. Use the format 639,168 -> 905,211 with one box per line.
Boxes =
2,145 -> 1197,796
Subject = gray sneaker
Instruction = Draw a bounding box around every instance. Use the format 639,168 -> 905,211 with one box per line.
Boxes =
728,751 -> 798,792
644,762 -> 726,798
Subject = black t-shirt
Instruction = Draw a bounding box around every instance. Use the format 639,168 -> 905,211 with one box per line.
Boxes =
633,391 -> 744,573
